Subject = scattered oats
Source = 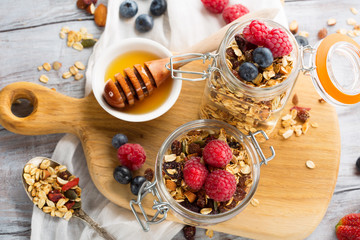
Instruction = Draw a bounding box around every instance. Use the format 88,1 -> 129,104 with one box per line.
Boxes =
80,27 -> 87,34
37,66 -> 43,71
298,31 -> 309,38
291,109 -> 297,120
354,30 -> 360,36
73,42 -> 84,51
306,160 -> 315,169
40,159 -> 50,169
39,75 -> 49,84
64,211 -> 72,221
350,7 -> 358,15
281,114 -> 292,121
206,229 -> 214,238
282,129 -> 294,139
83,33 -> 94,40
69,66 -> 79,76
59,32 -> 66,39
337,29 -> 347,35
53,61 -> 62,71
62,72 -> 72,79
327,18 -> 337,26
200,208 -> 213,215
347,18 -> 357,26
61,26 -> 70,33
302,121 -> 310,134
250,198 -> 259,207
43,62 -> 51,71
311,122 -> 319,128
164,154 -> 177,162
74,61 -> 85,70
347,30 -> 356,38
74,73 -> 84,81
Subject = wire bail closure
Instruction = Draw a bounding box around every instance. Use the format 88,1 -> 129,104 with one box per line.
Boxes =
247,130 -> 275,166
300,45 -> 317,74
165,53 -> 218,81
130,180 -> 170,232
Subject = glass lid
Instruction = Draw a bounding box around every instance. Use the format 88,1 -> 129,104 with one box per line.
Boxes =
315,33 -> 360,105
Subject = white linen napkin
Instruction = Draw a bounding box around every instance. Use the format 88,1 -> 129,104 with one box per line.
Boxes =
31,1 -> 288,239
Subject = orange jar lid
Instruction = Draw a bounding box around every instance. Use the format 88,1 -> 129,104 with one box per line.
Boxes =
315,33 -> 360,105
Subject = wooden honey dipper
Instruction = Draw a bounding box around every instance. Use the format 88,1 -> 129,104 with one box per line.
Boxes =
103,9 -> 278,108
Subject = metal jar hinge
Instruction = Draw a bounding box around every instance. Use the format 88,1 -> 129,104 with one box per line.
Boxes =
130,180 -> 170,232
165,53 -> 218,81
247,130 -> 275,166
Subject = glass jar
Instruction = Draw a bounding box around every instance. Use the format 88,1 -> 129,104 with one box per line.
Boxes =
199,19 -> 300,136
130,119 -> 274,231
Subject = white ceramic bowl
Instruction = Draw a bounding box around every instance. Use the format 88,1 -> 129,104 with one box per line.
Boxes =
92,38 -> 182,122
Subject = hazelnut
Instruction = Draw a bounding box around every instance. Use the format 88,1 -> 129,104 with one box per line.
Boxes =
289,20 -> 298,34
86,3 -> 95,15
76,0 -> 88,9
318,28 -> 327,39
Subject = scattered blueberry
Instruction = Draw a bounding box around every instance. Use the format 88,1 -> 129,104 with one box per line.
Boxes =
238,62 -> 259,82
295,35 -> 309,47
135,14 -> 154,33
150,0 -> 167,16
119,0 -> 138,19
252,47 -> 274,68
130,176 -> 147,195
356,157 -> 360,172
112,133 -> 128,149
113,166 -> 132,184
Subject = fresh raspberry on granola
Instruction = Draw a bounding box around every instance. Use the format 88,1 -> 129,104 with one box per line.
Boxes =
265,28 -> 293,58
222,4 -> 249,24
117,143 -> 146,171
201,0 -> 229,14
183,158 -> 208,191
205,170 -> 236,202
243,20 -> 269,46
203,140 -> 232,168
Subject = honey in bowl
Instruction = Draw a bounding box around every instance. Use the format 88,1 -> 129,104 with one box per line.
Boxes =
104,51 -> 174,114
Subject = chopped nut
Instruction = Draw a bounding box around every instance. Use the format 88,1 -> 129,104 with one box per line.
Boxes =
37,66 -> 43,71
317,28 -> 327,39
74,61 -> 85,70
347,18 -> 357,26
206,229 -> 214,238
298,31 -> 309,38
43,62 -> 51,71
72,42 -> 84,51
74,73 -> 84,81
53,61 -> 62,71
164,154 -> 177,162
184,191 -> 197,203
337,29 -> 347,35
302,121 -> 310,134
292,94 -> 299,105
69,66 -> 79,76
250,198 -> 259,207
165,180 -> 176,191
62,72 -> 72,79
311,122 -> 319,128
306,160 -> 315,169
289,20 -> 298,34
350,7 -> 358,15
318,98 -> 326,103
200,208 -> 213,215
327,18 -> 337,26
282,129 -> 294,139
290,109 -> 297,120
39,75 -> 49,84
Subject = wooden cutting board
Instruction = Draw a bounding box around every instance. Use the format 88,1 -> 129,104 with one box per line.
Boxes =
0,60 -> 340,239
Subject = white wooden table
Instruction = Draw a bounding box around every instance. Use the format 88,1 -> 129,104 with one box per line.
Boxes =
1,0 -> 359,239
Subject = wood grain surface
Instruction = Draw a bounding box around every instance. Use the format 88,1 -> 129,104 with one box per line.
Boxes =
0,0 -> 359,240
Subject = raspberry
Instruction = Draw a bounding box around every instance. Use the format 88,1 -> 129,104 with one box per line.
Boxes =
243,20 -> 269,46
201,0 -> 229,14
203,140 -> 232,168
265,28 -> 293,58
183,158 -> 208,191
222,4 -> 249,24
205,170 -> 236,202
117,143 -> 146,171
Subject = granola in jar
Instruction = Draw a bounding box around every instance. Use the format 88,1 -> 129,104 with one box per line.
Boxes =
200,19 -> 299,136
162,128 -> 253,215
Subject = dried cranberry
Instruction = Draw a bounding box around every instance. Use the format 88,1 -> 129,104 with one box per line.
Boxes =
228,141 -> 241,149
231,58 -> 240,69
235,34 -> 257,52
297,109 -> 310,122
171,140 -> 182,155
188,143 -> 202,155
226,48 -> 236,58
65,201 -> 75,210
196,189 -> 207,208
233,187 -> 246,202
182,225 -> 196,240
180,199 -> 200,213
144,168 -> 154,182
48,191 -> 65,203
162,162 -> 182,179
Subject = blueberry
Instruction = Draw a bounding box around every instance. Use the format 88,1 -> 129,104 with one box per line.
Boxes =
135,14 -> 154,33
150,0 -> 167,16
356,157 -> 360,172
112,133 -> 128,149
238,62 -> 258,82
113,166 -> 132,184
295,35 -> 309,47
130,176 -> 146,195
119,0 -> 138,19
252,47 -> 274,68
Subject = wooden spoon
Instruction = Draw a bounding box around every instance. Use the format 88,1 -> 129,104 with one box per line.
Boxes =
22,156 -> 115,240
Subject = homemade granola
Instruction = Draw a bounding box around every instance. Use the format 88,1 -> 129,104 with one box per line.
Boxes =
23,159 -> 82,221
162,128 -> 253,215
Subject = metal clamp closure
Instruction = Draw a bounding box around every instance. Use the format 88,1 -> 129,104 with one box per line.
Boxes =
300,45 -> 317,73
247,130 -> 275,166
130,180 -> 170,232
165,53 -> 217,81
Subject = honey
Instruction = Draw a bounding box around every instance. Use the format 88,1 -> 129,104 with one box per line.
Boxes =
105,51 -> 174,114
